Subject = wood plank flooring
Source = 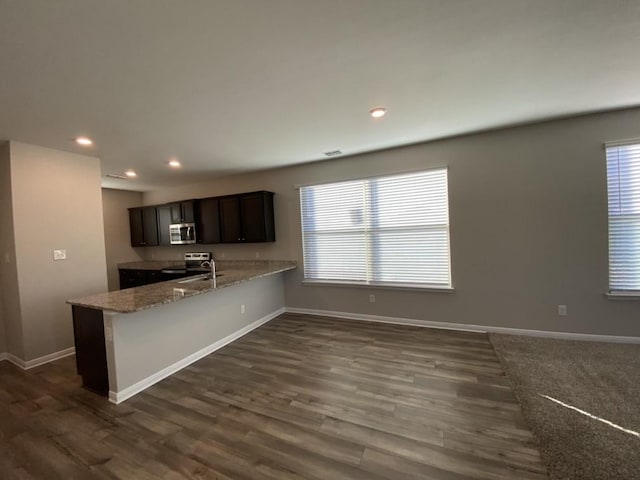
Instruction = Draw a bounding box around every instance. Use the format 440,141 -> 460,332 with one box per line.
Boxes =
0,313 -> 549,479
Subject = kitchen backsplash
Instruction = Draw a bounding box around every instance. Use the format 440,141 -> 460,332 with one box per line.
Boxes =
142,243 -> 282,262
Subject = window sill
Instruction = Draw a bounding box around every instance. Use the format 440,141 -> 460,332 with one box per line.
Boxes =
605,292 -> 640,300
301,279 -> 455,293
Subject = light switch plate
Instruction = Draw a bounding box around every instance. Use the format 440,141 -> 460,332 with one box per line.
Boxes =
53,249 -> 67,261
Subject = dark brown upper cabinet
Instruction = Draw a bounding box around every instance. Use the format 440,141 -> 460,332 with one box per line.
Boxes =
195,197 -> 221,244
219,191 -> 275,243
128,193 -> 273,247
157,201 -> 195,246
156,205 -> 173,246
169,201 -> 195,224
128,207 -> 159,247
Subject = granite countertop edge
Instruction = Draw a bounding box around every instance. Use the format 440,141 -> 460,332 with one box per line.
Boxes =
68,261 -> 297,314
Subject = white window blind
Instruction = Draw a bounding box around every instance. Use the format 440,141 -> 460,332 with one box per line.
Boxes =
606,142 -> 640,293
300,169 -> 451,288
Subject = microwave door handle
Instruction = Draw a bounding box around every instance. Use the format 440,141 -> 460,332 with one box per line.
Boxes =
187,226 -> 192,240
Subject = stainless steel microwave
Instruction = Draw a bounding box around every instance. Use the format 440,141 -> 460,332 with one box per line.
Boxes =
169,223 -> 196,244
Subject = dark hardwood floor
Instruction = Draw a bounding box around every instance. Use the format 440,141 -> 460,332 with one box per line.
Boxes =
0,313 -> 548,479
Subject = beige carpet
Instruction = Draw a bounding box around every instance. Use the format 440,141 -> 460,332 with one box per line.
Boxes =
489,334 -> 640,480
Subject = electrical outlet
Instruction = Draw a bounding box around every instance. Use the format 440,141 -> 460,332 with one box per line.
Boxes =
369,294 -> 375,303
558,304 -> 568,316
240,304 -> 246,314
173,288 -> 186,299
53,249 -> 66,261
255,252 -> 260,258
104,326 -> 113,342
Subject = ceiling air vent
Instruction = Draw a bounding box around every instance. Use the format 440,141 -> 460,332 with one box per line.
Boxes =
105,173 -> 129,180
324,150 -> 342,157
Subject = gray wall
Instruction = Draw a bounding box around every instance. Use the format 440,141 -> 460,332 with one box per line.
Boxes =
141,108 -> 640,337
0,154 -> 7,352
106,273 -> 285,396
0,296 -> 5,354
0,142 -> 24,358
102,188 -> 144,291
0,142 -> 8,355
9,142 -> 108,360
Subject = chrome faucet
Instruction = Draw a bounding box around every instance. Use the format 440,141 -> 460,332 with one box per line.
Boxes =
200,260 -> 216,287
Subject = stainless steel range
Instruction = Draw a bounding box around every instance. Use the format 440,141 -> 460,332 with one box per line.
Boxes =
184,252 -> 212,270
161,252 -> 212,280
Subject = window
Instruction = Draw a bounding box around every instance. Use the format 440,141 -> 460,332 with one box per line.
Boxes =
300,168 -> 451,289
606,141 -> 640,293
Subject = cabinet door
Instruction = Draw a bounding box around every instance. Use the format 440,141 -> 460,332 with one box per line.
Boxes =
119,269 -> 164,289
196,197 -> 221,244
142,207 -> 159,246
129,208 -> 145,246
240,193 -> 267,242
146,270 -> 164,284
181,201 -> 195,223
219,196 -> 242,243
157,205 -> 172,246
169,203 -> 182,223
241,192 -> 275,242
168,201 -> 195,223
72,306 -> 109,396
119,269 -> 147,289
119,269 -> 136,289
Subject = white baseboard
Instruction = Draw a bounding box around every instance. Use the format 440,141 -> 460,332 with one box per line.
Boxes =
0,347 -> 75,370
3,352 -> 24,368
24,347 -> 76,369
109,307 -> 286,404
285,307 -> 640,344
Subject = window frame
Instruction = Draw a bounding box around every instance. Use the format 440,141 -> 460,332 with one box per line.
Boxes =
605,139 -> 640,296
298,167 -> 454,291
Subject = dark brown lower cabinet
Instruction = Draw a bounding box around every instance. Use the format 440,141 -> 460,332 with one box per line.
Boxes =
72,306 -> 108,397
119,269 -> 165,289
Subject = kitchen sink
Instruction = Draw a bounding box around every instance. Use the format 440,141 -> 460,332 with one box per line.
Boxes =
177,273 -> 223,284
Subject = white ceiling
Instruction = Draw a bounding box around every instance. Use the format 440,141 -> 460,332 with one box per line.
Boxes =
1,0 -> 640,191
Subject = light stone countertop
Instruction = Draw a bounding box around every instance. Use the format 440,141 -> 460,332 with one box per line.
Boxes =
68,260 -> 297,313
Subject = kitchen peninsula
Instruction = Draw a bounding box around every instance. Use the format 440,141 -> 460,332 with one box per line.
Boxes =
67,260 -> 296,404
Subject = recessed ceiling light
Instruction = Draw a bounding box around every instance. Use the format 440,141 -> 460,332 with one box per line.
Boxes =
124,170 -> 137,178
168,159 -> 181,168
369,107 -> 387,118
75,136 -> 93,146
